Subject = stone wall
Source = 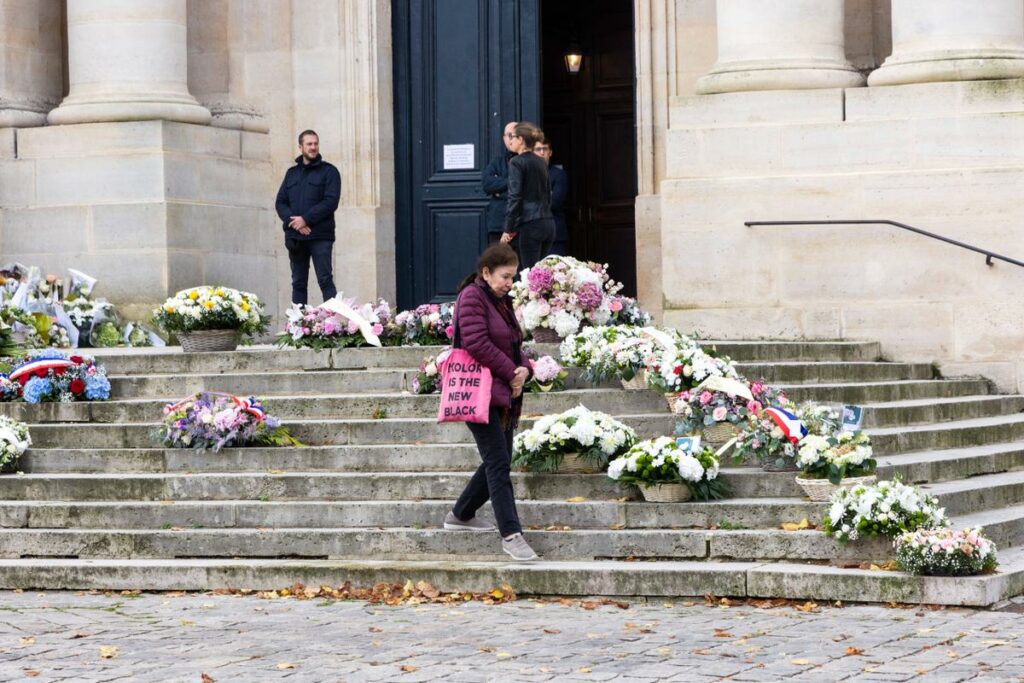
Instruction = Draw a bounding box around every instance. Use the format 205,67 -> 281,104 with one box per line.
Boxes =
658,79 -> 1024,392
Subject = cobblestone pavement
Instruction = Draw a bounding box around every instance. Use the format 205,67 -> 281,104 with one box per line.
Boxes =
2,591 -> 1024,682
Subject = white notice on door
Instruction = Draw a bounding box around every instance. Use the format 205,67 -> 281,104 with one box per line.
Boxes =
443,144 -> 474,170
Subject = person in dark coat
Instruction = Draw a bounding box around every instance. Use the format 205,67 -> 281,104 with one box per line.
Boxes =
274,129 -> 341,305
502,122 -> 555,270
534,137 -> 569,256
444,243 -> 538,561
481,121 -> 517,246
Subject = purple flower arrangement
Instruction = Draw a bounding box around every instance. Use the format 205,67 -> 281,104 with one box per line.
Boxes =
157,392 -> 302,451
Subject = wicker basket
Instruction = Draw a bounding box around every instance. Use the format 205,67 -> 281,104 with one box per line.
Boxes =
641,483 -> 692,503
178,329 -> 241,353
664,393 -> 679,411
531,327 -> 560,343
702,422 -> 740,449
620,370 -> 647,391
557,452 -> 597,474
795,474 -> 878,502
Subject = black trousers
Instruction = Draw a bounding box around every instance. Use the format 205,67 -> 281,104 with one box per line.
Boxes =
516,218 -> 556,270
286,237 -> 337,305
452,407 -> 522,537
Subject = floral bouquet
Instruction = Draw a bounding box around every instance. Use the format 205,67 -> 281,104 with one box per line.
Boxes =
279,299 -> 394,349
672,378 -> 756,436
607,436 -> 730,502
797,429 -> 875,484
0,415 -> 31,474
512,405 -> 636,473
153,286 -> 269,338
390,303 -> 454,345
645,341 -> 739,394
895,526 -> 998,576
560,325 -> 652,384
512,256 -> 622,340
526,355 -> 567,392
607,296 -> 652,327
823,477 -> 947,544
411,349 -> 450,394
0,350 -> 111,403
732,382 -> 798,468
157,392 -> 302,451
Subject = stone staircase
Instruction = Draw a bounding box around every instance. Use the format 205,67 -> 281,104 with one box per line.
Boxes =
1,341 -> 1023,606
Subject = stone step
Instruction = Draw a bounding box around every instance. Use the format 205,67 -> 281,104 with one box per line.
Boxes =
858,395 -> 1024,428
775,378 -> 991,404
954,504 -> 1024,548
88,340 -> 885,375
0,498 -> 823,531
0,388 -> 669,424
868,413 -> 1024,454
103,361 -> 935,399
0,526 -> 896,563
25,409 -> 1023,453
0,550 -> 1020,607
23,414 -> 679,448
21,437 -> 1024,495
2,466 -> 1019,518
7,391 -> 1018,428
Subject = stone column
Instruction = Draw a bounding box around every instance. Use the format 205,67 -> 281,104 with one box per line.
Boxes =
868,0 -> 1024,86
696,0 -> 864,94
48,0 -> 210,125
0,0 -> 63,127
187,0 -> 268,132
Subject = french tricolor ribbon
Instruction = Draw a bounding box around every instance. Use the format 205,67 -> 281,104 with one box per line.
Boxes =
763,406 -> 808,445
9,359 -> 74,384
163,391 -> 266,422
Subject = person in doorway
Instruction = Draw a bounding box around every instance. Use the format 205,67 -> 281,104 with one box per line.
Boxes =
274,129 -> 341,305
481,121 -> 518,247
534,136 -> 569,256
443,243 -> 538,562
502,122 -> 555,270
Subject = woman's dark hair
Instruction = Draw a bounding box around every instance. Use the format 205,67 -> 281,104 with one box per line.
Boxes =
512,121 -> 544,150
457,243 -> 519,292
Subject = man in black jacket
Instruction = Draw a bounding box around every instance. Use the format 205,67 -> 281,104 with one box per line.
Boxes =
534,137 -> 569,256
481,121 -> 517,246
274,129 -> 341,305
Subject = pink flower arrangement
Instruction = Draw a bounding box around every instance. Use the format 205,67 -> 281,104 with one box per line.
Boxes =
512,255 -> 624,339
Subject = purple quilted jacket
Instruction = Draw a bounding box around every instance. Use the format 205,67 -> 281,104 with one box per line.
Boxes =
454,280 -> 527,408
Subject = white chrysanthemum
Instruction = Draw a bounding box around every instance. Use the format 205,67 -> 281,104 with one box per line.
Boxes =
553,310 -> 583,338
607,457 -> 627,480
676,454 -> 704,483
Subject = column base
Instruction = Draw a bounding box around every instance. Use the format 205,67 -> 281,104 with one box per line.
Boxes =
204,99 -> 270,133
868,54 -> 1024,86
0,95 -> 60,128
697,60 -> 865,94
48,99 -> 212,126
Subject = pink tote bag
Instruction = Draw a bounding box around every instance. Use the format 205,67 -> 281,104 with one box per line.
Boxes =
436,347 -> 492,424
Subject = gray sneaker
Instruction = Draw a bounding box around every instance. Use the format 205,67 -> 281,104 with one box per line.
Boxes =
502,533 -> 539,561
443,511 -> 496,531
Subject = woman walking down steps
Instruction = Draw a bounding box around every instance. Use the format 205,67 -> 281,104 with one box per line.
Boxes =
443,244 -> 539,561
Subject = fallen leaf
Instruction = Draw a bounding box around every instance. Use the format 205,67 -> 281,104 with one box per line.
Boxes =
201,674 -> 216,683
578,667 -> 592,673
567,496 -> 586,503
490,589 -> 504,600
24,672 -> 40,678
844,646 -> 864,656
581,601 -> 598,610
69,633 -> 89,640
369,627 -> 383,633
18,637 -> 34,646
781,518 -> 811,531
416,581 -> 440,599
609,523 -> 626,530
543,628 -> 561,634
947,651 -> 958,659
714,629 -> 734,638
277,662 -> 297,670
790,658 -> 811,665
478,646 -> 496,653
399,665 -> 419,673
495,652 -> 512,660
795,601 -> 818,613
100,646 -> 119,659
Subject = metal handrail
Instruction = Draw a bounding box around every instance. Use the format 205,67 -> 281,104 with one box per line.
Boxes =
745,219 -> 1024,269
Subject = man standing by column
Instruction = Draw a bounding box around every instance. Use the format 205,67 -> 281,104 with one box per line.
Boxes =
275,130 -> 341,305
481,121 -> 517,246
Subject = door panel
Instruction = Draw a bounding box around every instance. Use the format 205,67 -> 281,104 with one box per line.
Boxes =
393,0 -> 539,308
